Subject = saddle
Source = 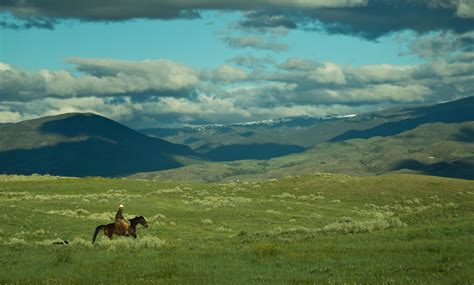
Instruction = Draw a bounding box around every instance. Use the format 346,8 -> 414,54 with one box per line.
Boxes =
114,218 -> 130,235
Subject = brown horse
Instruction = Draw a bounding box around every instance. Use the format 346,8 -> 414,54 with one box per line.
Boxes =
92,216 -> 148,244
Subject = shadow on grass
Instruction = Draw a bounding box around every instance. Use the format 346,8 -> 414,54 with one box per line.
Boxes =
0,138 -> 185,177
455,127 -> 474,143
391,158 -> 474,180
200,143 -> 306,162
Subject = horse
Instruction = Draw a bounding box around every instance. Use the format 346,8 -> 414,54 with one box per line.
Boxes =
92,216 -> 148,244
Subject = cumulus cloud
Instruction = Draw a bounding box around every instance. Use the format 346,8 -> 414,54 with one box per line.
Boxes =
228,55 -> 471,109
231,82 -> 298,108
413,60 -> 474,79
345,64 -> 413,83
3,96 -> 142,125
307,62 -> 347,85
40,97 -> 139,121
278,58 -> 320,71
266,61 -> 347,86
455,0 -> 474,18
0,58 -> 199,101
140,95 -> 252,125
323,84 -> 432,104
227,55 -> 275,69
223,36 -> 288,52
455,52 -> 474,62
0,110 -> 22,123
200,65 -> 248,83
67,57 -> 199,91
407,31 -> 474,59
232,81 -> 430,107
0,62 -> 12,71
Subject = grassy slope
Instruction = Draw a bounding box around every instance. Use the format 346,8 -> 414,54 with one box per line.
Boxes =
132,122 -> 474,182
0,174 -> 473,284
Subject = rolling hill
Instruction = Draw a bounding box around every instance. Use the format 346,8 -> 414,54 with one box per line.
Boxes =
131,121 -> 474,182
0,113 -> 193,177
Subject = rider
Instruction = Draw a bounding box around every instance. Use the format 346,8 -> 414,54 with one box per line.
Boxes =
115,204 -> 130,235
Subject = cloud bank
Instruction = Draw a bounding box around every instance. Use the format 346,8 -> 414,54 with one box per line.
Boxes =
1,52 -> 472,127
1,0 -> 473,39
0,1 -> 367,21
0,58 -> 199,101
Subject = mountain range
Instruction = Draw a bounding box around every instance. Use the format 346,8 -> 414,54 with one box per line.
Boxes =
141,96 -> 474,160
1,96 -> 473,179
133,121 -> 473,182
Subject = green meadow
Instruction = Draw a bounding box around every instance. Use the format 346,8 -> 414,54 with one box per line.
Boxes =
0,174 -> 473,284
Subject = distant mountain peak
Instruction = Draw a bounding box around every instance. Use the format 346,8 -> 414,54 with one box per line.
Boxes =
38,112 -> 136,140
29,112 -> 101,122
0,112 -> 193,177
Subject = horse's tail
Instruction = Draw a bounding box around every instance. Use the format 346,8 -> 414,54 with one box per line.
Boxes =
92,225 -> 105,244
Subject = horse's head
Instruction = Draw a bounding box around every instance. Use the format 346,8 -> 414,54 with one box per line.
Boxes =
137,216 -> 148,228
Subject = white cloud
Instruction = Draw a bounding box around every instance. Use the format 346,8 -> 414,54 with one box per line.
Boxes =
455,0 -> 474,18
201,65 -> 248,83
337,84 -> 431,103
223,36 -> 288,52
0,62 -> 12,71
406,31 -> 474,59
413,60 -> 474,79
0,111 -> 22,123
0,58 -> 199,100
278,58 -> 319,70
308,62 -> 346,85
67,57 -> 199,92
346,64 -> 413,83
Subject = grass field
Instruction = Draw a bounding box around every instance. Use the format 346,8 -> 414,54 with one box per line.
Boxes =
0,174 -> 473,284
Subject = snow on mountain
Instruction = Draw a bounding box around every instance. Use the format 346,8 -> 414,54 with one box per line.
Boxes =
186,114 -> 358,130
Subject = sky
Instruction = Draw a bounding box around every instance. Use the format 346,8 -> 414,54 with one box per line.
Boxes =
0,0 -> 473,128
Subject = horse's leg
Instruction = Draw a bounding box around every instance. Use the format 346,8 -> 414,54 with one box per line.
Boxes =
107,226 -> 114,239
130,228 -> 136,238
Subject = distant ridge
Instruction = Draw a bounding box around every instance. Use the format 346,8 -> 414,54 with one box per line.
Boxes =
141,96 -> 474,162
331,96 -> 474,142
0,113 -> 193,177
131,121 -> 474,182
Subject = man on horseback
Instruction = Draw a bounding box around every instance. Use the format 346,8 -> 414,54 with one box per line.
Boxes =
114,204 -> 130,235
